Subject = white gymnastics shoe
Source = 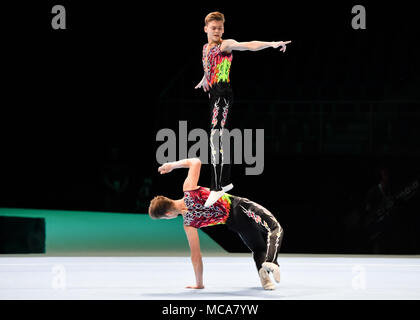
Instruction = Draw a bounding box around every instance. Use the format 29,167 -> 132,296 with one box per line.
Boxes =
262,262 -> 280,283
222,183 -> 233,192
258,268 -> 276,290
204,184 -> 234,207
204,190 -> 225,207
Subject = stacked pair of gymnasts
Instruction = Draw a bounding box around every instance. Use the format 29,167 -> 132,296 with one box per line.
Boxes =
149,12 -> 291,290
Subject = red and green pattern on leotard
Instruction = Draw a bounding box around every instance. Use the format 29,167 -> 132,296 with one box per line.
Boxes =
183,187 -> 232,228
202,43 -> 233,87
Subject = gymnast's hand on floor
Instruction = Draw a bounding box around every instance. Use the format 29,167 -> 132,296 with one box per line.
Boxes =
158,163 -> 174,174
185,284 -> 205,289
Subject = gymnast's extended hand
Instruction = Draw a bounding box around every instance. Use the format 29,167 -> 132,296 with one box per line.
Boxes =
271,40 -> 292,52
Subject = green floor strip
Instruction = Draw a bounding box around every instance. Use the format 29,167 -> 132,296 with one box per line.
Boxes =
0,208 -> 226,256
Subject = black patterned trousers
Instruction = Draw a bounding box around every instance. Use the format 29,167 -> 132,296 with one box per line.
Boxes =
208,82 -> 234,191
226,195 -> 284,271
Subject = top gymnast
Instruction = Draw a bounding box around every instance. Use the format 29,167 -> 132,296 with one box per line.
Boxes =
194,11 -> 291,207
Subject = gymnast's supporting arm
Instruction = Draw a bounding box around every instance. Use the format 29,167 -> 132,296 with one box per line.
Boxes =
158,158 -> 205,288
184,225 -> 204,289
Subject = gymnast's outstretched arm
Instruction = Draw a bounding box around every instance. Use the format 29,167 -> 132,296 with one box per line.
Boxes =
221,39 -> 292,53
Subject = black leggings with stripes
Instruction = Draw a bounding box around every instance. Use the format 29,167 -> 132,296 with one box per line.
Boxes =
225,195 -> 284,270
208,82 -> 234,191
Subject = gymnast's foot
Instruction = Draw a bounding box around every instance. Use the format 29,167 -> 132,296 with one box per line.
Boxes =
258,268 -> 276,290
222,183 -> 233,193
204,190 -> 225,207
204,184 -> 233,207
262,262 -> 280,283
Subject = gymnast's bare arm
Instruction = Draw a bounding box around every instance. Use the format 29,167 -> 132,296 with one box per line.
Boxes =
158,158 -> 202,191
184,225 -> 204,289
221,39 -> 292,53
158,158 -> 204,288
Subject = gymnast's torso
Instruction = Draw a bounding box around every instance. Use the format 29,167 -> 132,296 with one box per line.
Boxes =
183,186 -> 235,228
202,42 -> 233,87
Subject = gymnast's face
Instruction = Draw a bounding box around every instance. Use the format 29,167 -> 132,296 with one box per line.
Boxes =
205,20 -> 224,43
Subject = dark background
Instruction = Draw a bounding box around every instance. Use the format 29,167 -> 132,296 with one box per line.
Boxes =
1,1 -> 419,254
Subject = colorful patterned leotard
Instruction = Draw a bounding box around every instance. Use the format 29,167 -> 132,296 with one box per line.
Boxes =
202,42 -> 233,87
183,187 -> 232,228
